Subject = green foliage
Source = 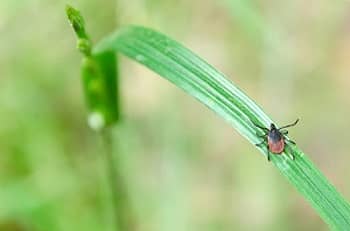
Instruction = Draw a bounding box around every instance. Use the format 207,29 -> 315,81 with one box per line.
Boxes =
92,26 -> 350,230
65,4 -> 350,230
66,5 -> 91,55
66,5 -> 118,130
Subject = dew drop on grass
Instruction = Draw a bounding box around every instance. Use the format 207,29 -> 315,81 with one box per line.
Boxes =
295,149 -> 304,157
135,54 -> 146,62
164,46 -> 172,54
88,112 -> 105,131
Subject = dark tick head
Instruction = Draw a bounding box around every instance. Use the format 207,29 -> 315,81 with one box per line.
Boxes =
270,123 -> 277,130
268,124 -> 282,142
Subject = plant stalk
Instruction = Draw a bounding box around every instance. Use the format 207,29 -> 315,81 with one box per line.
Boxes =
101,128 -> 134,231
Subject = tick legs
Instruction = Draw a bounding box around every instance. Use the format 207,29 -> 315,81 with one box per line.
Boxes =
280,130 -> 288,135
256,132 -> 267,138
284,140 -> 296,160
252,121 -> 269,132
255,140 -> 270,161
285,139 -> 296,145
278,119 -> 299,130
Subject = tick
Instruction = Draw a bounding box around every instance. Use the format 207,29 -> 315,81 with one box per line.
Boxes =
253,119 -> 299,161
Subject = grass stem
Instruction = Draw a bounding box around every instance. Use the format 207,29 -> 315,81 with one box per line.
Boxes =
101,128 -> 134,231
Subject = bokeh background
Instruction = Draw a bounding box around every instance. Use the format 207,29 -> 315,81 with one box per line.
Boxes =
1,0 -> 350,230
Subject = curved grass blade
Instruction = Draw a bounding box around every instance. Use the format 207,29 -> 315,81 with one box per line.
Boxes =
93,26 -> 350,230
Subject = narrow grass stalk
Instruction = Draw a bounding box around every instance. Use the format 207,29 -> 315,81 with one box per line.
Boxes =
92,26 -> 350,230
66,5 -> 133,231
101,129 -> 134,231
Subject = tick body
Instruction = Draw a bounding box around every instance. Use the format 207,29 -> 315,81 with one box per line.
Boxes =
267,124 -> 285,154
253,119 -> 299,161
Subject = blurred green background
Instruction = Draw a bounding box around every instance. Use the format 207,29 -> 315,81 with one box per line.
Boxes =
1,0 -> 350,230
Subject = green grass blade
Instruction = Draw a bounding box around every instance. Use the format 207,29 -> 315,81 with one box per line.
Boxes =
93,26 -> 350,229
